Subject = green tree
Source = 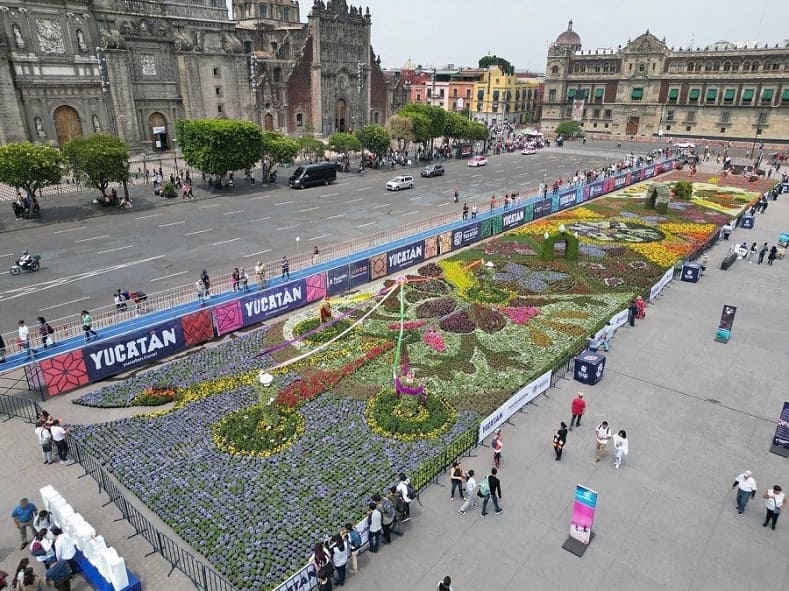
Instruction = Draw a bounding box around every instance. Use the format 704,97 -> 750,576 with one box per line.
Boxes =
262,131 -> 299,181
466,121 -> 489,142
328,132 -> 362,160
62,133 -> 129,197
386,114 -> 414,148
443,112 -> 470,143
408,113 -> 433,145
478,54 -> 514,75
296,136 -> 326,162
175,118 -> 264,178
355,124 -> 391,158
400,104 -> 446,153
555,120 -> 584,139
0,142 -> 63,200
672,180 -> 693,199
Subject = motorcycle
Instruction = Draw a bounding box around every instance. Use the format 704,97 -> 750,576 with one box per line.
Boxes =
10,254 -> 41,275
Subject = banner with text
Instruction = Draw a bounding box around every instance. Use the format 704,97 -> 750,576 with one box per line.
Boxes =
570,484 -> 599,545
648,267 -> 675,302
532,199 -> 553,219
386,240 -> 425,274
451,222 -> 482,248
557,190 -> 578,211
478,369 -> 552,441
500,207 -> 528,231
326,259 -> 370,296
771,401 -> 789,451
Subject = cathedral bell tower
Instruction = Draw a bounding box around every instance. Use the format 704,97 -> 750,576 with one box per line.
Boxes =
232,0 -> 301,27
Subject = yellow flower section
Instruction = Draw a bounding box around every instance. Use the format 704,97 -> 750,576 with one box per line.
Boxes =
690,198 -> 747,216
438,260 -> 477,296
628,242 -> 681,267
211,406 -> 306,458
658,223 -> 717,236
513,219 -> 558,236
552,206 -> 604,221
364,393 -> 457,442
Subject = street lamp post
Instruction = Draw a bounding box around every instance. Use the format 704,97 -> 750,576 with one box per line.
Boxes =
750,111 -> 766,169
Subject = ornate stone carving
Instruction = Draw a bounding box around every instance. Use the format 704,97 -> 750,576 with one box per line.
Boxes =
12,24 -> 25,50
173,31 -> 194,52
34,116 -> 47,139
221,32 -> 242,54
140,54 -> 157,77
99,29 -> 126,49
35,18 -> 65,54
76,29 -> 87,52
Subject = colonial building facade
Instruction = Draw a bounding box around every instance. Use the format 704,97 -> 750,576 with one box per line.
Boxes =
0,0 -> 399,149
542,21 -> 789,142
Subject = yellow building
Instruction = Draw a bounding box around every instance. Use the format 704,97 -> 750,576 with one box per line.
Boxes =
473,66 -> 539,126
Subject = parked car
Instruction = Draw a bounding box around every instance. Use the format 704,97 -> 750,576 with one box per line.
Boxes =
421,164 -> 445,178
520,147 -> 537,155
288,162 -> 337,189
386,175 -> 415,191
468,156 -> 488,167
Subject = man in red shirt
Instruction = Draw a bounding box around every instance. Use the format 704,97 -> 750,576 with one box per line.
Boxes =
569,392 -> 586,430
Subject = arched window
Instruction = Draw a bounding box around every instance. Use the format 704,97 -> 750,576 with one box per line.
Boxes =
742,61 -> 750,72
705,61 -> 713,71
551,65 -> 559,75
687,61 -> 694,72
723,61 -> 731,71
751,61 -> 759,71
639,63 -> 646,72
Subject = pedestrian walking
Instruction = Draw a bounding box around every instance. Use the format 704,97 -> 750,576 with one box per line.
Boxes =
231,267 -> 240,291
627,299 -> 638,327
438,576 -> 454,591
200,269 -> 211,298
721,222 -> 733,241
594,420 -> 611,462
748,242 -> 757,263
613,429 -> 628,469
195,279 -> 207,304
480,467 -> 502,516
449,461 -> 465,500
553,421 -> 568,460
457,470 -> 477,515
37,317 -> 55,349
366,502 -> 382,552
281,256 -> 290,281
758,242 -> 768,264
489,195 -> 496,213
569,392 -> 585,430
601,322 -> 614,351
471,204 -> 478,219
453,189 -> 459,203
18,320 -> 33,358
11,498 -> 38,550
80,311 -> 98,342
239,267 -> 249,291
762,485 -> 785,530
50,420 -> 69,464
255,261 -> 266,288
462,203 -> 468,220
732,470 -> 757,514
312,245 -> 320,266
491,430 -> 503,468
768,246 -> 777,265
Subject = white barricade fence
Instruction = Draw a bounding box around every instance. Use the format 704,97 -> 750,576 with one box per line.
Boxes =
649,267 -> 674,302
40,485 -> 130,591
478,369 -> 553,442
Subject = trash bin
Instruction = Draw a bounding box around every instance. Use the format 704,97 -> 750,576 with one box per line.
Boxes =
574,352 -> 606,385
741,215 -> 755,229
681,262 -> 701,283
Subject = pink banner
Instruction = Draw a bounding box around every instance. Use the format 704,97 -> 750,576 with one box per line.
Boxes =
569,484 -> 598,545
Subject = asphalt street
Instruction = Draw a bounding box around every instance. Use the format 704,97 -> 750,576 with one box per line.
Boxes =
0,141 -> 655,327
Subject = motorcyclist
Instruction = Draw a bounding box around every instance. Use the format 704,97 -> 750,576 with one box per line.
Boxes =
19,251 -> 33,269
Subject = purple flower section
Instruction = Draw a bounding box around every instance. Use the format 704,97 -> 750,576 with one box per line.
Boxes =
579,244 -> 607,258
494,263 -> 570,293
71,391 -> 478,591
74,328 -> 273,408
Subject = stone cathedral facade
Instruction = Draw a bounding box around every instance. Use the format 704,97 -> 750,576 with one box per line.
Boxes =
0,0 -> 398,149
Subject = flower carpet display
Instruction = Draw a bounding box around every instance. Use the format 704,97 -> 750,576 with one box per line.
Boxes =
68,179 -> 755,590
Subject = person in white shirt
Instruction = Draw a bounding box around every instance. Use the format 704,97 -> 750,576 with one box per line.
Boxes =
52,527 -> 78,575
762,485 -> 785,529
613,430 -> 629,469
18,319 -> 33,358
732,470 -> 757,514
35,421 -> 53,464
49,420 -> 68,464
395,473 -> 412,522
595,421 -> 612,462
33,510 -> 55,535
458,470 -> 477,515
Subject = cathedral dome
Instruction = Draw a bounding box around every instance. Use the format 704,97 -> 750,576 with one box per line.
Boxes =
555,19 -> 581,48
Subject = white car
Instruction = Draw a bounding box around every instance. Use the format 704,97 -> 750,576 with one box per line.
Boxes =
386,175 -> 414,191
468,156 -> 488,167
521,147 -> 537,155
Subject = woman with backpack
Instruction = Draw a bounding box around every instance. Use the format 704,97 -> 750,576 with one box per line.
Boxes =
37,317 -> 55,349
329,534 -> 348,586
342,523 -> 361,575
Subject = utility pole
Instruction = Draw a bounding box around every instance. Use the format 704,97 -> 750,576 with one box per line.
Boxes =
96,46 -> 128,199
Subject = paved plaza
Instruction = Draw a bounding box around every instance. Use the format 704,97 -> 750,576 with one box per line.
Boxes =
2,168 -> 788,591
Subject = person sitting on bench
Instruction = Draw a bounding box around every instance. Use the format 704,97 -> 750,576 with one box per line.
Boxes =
12,196 -> 25,219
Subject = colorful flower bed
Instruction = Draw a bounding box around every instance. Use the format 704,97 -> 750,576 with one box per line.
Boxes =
69,179 -> 748,591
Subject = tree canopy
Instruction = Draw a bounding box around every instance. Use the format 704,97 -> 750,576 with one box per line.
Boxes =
399,104 -> 446,147
175,118 -> 264,177
296,136 -> 326,162
555,120 -> 584,138
62,133 -> 129,196
262,131 -> 299,180
328,132 -> 362,157
386,114 -> 414,148
0,142 -> 63,198
479,54 -> 514,75
355,124 -> 391,157
443,112 -> 470,142
467,121 -> 489,143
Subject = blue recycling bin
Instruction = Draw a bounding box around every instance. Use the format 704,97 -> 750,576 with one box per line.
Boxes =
681,262 -> 701,283
574,352 -> 606,385
741,215 -> 755,229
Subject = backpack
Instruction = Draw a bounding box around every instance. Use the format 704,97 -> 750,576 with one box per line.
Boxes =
348,528 -> 362,550
479,476 -> 490,497
381,497 -> 395,521
31,540 -> 46,556
46,323 -> 54,335
406,482 -> 417,500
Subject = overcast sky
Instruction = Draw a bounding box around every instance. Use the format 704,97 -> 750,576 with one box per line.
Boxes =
225,0 -> 786,72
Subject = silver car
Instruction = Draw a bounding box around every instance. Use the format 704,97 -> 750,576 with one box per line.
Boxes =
386,175 -> 415,191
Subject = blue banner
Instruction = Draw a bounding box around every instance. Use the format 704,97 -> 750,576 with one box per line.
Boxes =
84,319 -> 185,381
451,222 -> 481,248
613,173 -> 628,190
557,191 -> 577,211
532,199 -> 553,219
386,240 -> 425,273
241,279 -> 308,324
349,259 -> 369,289
586,180 -> 605,201
642,165 -> 656,179
327,260 -> 370,295
500,207 -> 527,230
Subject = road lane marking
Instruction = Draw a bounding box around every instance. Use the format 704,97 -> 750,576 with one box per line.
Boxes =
357,222 -> 376,228
409,195 -> 423,200
184,229 -> 213,236
357,186 -> 371,192
310,234 -> 330,241
344,198 -> 363,204
320,193 -> 339,198
211,237 -> 241,246
198,204 -> 221,209
96,245 -> 134,255
372,203 -> 390,209
325,214 -> 345,220
244,249 -> 272,258
437,202 -> 452,207
249,216 -> 271,223
277,224 -> 300,231
53,226 -> 87,234
74,234 -> 109,243
401,210 -> 421,217
299,206 -> 320,212
39,296 -> 91,311
159,220 -> 185,228
150,271 -> 189,282
249,195 -> 268,201
0,253 -> 15,258
494,169 -> 505,173
274,200 -> 294,206
134,214 -> 161,220
223,209 -> 245,215
471,174 -> 481,178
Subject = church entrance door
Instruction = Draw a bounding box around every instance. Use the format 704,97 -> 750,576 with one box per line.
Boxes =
53,105 -> 83,147
264,113 -> 274,131
335,99 -> 347,132
148,112 -> 169,151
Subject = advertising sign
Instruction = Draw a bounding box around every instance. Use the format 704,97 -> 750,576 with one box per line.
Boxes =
586,180 -> 605,201
84,319 -> 185,381
648,267 -> 674,302
571,99 -> 585,122
500,207 -> 527,230
771,401 -> 789,451
241,279 -> 308,325
613,173 -> 628,190
386,240 -> 425,273
452,223 -> 481,248
478,370 -> 552,441
327,265 -> 351,296
719,304 -> 737,331
569,484 -> 599,545
642,166 -> 656,179
532,199 -> 553,219
558,191 -> 577,211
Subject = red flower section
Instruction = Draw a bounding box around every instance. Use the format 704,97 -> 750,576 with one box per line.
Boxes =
40,351 -> 89,396
181,309 -> 215,346
276,342 -> 394,408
